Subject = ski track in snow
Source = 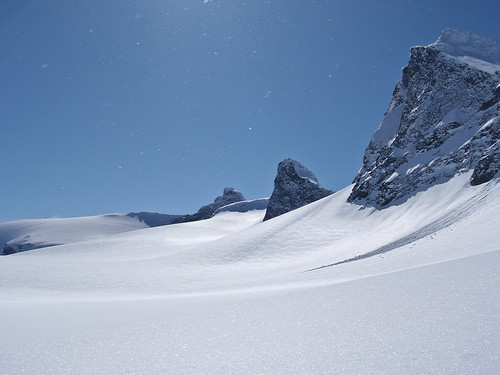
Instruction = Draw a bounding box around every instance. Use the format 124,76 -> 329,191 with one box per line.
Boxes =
305,182 -> 492,272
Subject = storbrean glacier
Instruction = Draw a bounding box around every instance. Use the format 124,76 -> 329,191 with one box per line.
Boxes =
0,29 -> 499,374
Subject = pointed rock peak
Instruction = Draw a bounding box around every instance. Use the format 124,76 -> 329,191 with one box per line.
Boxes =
220,187 -> 245,200
214,187 -> 245,206
263,159 -> 333,221
278,158 -> 319,184
429,28 -> 500,65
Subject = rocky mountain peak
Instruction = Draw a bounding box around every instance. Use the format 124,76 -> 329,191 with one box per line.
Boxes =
173,187 -> 245,223
279,158 -> 319,184
215,187 -> 245,205
348,30 -> 500,207
263,159 -> 333,221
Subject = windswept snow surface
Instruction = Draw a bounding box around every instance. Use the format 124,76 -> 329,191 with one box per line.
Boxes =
0,213 -> 148,253
1,174 -> 499,374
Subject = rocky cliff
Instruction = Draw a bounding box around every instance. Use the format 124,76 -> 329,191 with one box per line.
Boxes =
348,29 -> 500,207
264,159 -> 333,221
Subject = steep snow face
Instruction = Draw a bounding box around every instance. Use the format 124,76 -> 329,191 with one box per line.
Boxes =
349,29 -> 500,206
263,159 -> 332,221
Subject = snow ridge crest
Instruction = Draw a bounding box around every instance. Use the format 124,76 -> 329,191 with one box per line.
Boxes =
430,28 -> 500,65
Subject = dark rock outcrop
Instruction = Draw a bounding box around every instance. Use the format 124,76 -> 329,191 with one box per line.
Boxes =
471,142 -> 500,186
348,29 -> 500,207
263,159 -> 333,221
2,241 -> 59,255
2,244 -> 15,255
173,187 -> 246,223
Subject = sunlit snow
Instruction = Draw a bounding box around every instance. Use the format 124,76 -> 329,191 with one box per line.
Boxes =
1,173 -> 499,374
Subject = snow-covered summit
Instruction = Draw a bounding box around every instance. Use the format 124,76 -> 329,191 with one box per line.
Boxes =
430,28 -> 500,66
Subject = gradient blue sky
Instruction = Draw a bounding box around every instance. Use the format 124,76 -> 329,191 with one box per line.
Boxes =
1,0 -> 499,222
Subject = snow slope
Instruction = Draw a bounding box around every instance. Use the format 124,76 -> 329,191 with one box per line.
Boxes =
0,214 -> 148,254
1,173 -> 499,374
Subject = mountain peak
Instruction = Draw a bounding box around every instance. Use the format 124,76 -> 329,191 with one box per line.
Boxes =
173,187 -> 246,224
280,158 -> 319,184
263,159 -> 333,221
216,187 -> 245,204
348,29 -> 500,207
429,28 -> 500,65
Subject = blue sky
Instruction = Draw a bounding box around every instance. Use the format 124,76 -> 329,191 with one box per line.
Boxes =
1,0 -> 499,221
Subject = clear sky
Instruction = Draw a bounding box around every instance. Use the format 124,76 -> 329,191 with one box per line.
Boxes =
1,0 -> 499,222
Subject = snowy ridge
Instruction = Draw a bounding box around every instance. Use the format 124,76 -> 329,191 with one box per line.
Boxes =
430,28 -> 500,65
172,187 -> 246,223
213,198 -> 269,215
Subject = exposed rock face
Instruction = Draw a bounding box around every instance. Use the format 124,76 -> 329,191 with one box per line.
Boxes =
2,241 -> 58,255
2,244 -> 15,255
173,187 -> 246,223
263,159 -> 333,221
348,29 -> 500,207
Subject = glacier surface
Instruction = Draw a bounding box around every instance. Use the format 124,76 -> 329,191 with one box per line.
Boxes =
0,174 -> 499,374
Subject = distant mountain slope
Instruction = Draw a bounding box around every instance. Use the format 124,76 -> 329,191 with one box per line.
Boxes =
213,198 -> 269,215
0,189 -> 266,255
126,212 -> 182,227
349,29 -> 500,206
172,187 -> 247,224
0,214 -> 148,255
1,172 -> 497,294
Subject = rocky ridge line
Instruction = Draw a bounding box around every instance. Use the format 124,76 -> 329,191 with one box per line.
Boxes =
348,29 -> 500,207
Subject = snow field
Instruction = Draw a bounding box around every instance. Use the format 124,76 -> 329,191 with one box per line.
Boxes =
0,173 -> 499,374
